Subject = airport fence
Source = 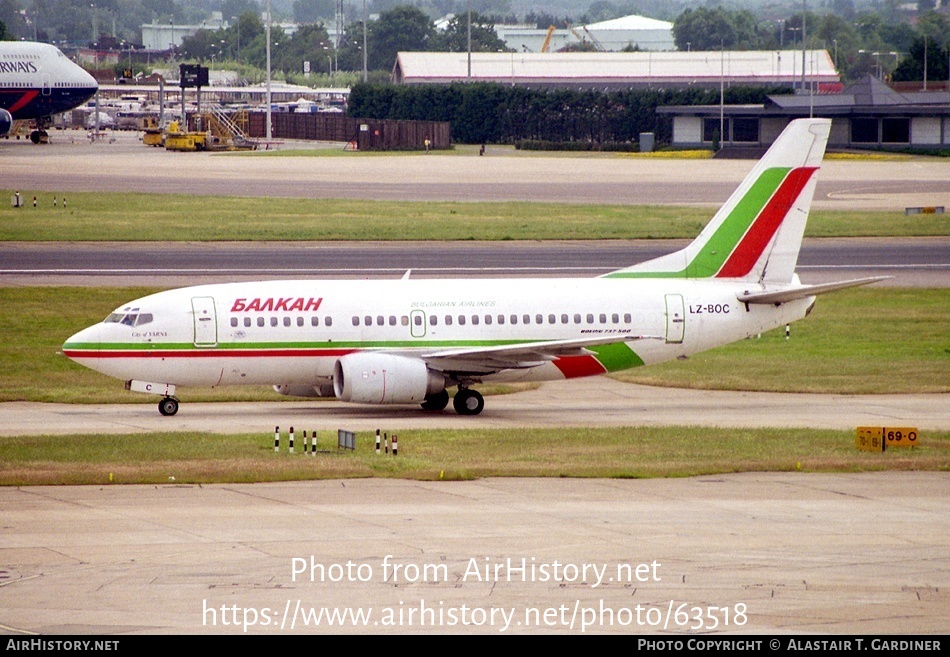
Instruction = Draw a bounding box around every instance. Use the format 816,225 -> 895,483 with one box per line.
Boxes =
247,112 -> 451,150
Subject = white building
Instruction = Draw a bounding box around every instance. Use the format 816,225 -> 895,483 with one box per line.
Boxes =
393,50 -> 839,90
492,14 -> 674,53
579,15 -> 675,52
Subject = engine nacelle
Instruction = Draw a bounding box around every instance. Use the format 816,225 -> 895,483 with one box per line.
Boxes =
333,353 -> 444,404
273,381 -> 335,398
0,109 -> 13,138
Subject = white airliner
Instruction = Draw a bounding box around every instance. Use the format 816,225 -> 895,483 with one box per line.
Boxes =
63,119 -> 884,416
1,41 -> 99,142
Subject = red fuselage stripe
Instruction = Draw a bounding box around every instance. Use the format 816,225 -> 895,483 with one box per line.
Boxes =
552,354 -> 607,378
62,348 -> 359,359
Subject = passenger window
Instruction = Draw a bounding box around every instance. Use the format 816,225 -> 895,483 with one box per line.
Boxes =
244,317 -> 251,327
600,314 -> 607,324
612,313 -> 619,324
414,315 -> 422,326
271,317 -> 278,327
624,313 -> 632,323
586,314 -> 594,324
548,314 -> 555,324
401,316 -> 409,326
257,317 -> 265,327
429,315 -> 437,326
458,316 -> 466,325
389,316 -> 397,326
352,316 -> 359,327
561,314 -> 569,324
364,316 -> 372,326
230,317 -> 238,327
312,317 -> 319,326
297,317 -> 304,327
325,317 -> 332,327
445,315 -> 453,325
484,315 -> 492,325
472,315 -> 479,325
377,315 -> 384,326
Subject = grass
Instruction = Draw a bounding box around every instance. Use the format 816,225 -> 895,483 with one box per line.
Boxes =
612,287 -> 950,394
1,427 -> 947,486
1,190 -> 947,241
0,286 -> 946,404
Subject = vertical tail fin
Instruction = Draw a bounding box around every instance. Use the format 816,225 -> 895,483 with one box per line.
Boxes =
604,118 -> 831,283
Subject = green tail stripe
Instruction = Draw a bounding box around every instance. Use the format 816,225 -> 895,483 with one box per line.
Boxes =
605,167 -> 791,279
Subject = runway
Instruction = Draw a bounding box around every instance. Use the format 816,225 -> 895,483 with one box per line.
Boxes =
2,132 -> 948,211
1,377 -> 947,436
1,473 -> 946,634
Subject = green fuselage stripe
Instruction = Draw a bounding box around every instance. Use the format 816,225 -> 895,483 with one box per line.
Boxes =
591,342 -> 645,371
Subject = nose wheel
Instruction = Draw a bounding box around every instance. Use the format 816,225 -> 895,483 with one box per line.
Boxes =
158,397 -> 180,416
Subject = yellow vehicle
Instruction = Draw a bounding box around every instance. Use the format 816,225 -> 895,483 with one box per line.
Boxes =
163,120 -> 209,151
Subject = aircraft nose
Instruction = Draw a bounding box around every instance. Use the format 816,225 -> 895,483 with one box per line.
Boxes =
62,324 -> 102,365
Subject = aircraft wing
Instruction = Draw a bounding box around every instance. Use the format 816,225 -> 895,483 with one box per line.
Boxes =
420,334 -> 663,374
738,277 -> 890,305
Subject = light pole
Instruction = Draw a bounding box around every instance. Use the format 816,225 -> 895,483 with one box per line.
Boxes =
801,0 -> 807,92
266,0 -> 272,141
362,0 -> 368,83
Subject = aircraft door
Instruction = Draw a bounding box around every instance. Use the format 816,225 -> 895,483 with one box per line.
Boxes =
192,296 -> 218,347
665,294 -> 685,344
409,310 -> 426,338
42,74 -> 51,96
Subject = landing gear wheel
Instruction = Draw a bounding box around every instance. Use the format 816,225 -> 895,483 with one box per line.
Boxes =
453,388 -> 484,416
420,389 -> 450,411
158,397 -> 179,416
30,130 -> 48,144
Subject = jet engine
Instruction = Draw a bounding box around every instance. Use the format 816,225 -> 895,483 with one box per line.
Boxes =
0,109 -> 13,138
333,353 -> 444,404
273,381 -> 335,398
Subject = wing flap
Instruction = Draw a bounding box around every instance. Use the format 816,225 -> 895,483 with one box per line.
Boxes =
422,335 -> 662,374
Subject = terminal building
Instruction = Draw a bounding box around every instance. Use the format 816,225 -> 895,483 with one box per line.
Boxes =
658,75 -> 950,148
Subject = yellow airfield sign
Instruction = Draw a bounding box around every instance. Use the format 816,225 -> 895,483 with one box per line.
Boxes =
856,427 -> 920,452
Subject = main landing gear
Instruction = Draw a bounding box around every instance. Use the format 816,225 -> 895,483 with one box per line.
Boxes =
420,387 -> 485,415
420,389 -> 450,411
453,388 -> 484,416
158,397 -> 180,416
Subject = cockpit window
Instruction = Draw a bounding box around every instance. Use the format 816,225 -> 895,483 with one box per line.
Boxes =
104,309 -> 152,326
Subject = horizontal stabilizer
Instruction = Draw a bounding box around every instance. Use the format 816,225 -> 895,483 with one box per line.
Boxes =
737,277 -> 890,305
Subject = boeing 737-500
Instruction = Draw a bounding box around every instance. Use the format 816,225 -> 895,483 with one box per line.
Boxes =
1,41 -> 98,142
63,118 -> 884,416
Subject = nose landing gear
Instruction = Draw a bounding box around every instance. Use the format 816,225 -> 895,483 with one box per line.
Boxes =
158,397 -> 180,416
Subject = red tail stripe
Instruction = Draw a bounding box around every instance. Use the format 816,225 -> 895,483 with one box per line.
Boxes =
716,167 -> 817,278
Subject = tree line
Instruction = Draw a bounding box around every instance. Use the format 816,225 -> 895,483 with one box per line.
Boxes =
347,82 -> 789,145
